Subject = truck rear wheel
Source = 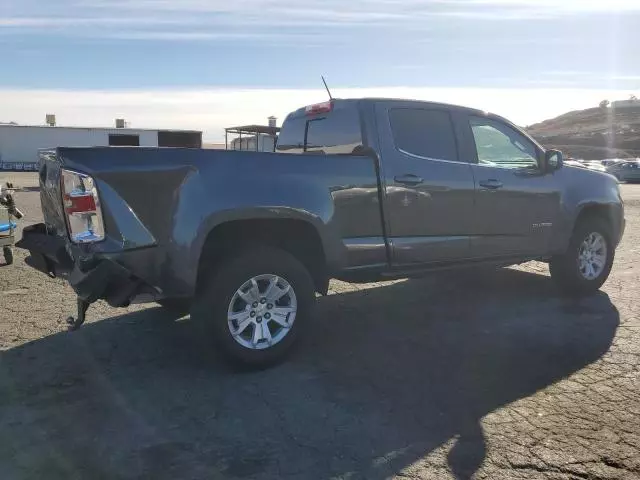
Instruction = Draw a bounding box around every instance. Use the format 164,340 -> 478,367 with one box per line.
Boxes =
192,246 -> 314,368
549,217 -> 614,296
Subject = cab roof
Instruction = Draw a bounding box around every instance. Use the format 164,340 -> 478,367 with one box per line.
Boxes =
286,97 -> 491,119
282,97 -> 537,149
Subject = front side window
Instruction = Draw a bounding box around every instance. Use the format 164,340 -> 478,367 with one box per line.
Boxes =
469,117 -> 539,169
388,108 -> 458,162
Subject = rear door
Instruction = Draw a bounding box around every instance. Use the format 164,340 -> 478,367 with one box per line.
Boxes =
454,113 -> 560,257
375,101 -> 476,265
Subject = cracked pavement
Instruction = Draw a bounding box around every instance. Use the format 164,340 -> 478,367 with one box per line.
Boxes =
0,173 -> 638,480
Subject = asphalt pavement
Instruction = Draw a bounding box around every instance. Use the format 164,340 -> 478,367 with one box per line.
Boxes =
0,173 -> 638,480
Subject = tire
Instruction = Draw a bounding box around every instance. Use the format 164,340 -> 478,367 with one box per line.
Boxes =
3,246 -> 13,266
156,298 -> 191,315
191,246 -> 315,368
549,217 -> 614,296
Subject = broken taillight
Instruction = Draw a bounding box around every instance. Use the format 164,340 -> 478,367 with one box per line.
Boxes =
61,169 -> 105,243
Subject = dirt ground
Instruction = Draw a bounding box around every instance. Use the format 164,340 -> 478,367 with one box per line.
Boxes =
0,173 -> 638,480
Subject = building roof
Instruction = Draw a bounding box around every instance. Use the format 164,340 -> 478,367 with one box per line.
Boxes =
0,124 -> 201,134
225,125 -> 280,135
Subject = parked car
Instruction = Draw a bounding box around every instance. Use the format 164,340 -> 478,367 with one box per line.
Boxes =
564,159 -> 608,174
582,161 -> 608,173
605,159 -> 640,183
601,159 -> 625,167
18,98 -> 625,367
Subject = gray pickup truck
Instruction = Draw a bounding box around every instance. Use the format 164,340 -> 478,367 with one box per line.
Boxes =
18,98 -> 625,367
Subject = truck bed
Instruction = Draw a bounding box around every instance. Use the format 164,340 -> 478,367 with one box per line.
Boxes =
22,146 -> 383,305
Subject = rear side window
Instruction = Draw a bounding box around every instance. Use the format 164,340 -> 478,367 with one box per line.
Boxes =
276,105 -> 363,155
389,108 -> 458,161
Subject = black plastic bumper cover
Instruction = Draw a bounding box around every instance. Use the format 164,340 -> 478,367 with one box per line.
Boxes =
16,224 -> 71,277
16,223 -> 145,306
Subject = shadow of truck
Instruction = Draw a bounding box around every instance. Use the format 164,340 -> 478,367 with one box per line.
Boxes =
0,268 -> 619,480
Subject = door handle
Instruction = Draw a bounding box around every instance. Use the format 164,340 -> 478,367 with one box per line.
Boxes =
479,179 -> 503,189
394,174 -> 424,186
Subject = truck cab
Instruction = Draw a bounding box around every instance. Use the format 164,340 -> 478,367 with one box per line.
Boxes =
278,98 -> 623,274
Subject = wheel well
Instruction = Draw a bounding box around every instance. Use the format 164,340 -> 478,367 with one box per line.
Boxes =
575,204 -> 613,233
196,219 -> 328,294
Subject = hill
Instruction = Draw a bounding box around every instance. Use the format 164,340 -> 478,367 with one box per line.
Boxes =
526,103 -> 640,160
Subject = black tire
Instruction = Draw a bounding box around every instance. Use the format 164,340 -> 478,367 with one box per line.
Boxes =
156,298 -> 191,315
549,217 -> 614,296
191,246 -> 315,368
3,247 -> 13,266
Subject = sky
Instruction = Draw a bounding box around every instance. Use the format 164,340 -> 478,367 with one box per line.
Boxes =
1,0 -> 639,141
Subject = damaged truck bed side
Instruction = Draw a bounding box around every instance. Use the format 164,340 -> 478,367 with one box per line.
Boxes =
18,98 -> 624,367
22,146 -> 373,305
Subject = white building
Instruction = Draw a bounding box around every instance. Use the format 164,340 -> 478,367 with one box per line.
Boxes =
0,123 -> 202,170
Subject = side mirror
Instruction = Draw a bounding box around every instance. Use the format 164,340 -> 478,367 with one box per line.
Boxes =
545,149 -> 563,172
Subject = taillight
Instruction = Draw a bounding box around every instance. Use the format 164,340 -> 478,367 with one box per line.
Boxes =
305,101 -> 333,115
61,169 -> 105,243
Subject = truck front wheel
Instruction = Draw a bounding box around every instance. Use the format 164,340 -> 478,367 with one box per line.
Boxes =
549,217 -> 614,296
192,246 -> 315,368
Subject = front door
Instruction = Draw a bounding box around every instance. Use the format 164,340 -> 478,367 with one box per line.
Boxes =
457,113 -> 560,258
375,102 -> 476,265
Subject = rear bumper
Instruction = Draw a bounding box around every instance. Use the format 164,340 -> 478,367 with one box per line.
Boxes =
16,223 -> 154,306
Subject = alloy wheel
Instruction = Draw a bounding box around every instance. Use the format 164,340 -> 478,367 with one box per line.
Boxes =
227,274 -> 297,350
577,232 -> 607,280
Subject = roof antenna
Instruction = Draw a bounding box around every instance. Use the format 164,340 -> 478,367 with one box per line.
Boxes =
321,75 -> 333,101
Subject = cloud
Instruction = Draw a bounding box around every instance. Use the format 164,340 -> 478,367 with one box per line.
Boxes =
463,0 -> 640,11
103,31 -> 322,43
3,0 -> 639,41
540,71 -> 640,83
0,17 -> 190,27
543,71 -> 595,76
1,0 -> 425,35
1,86 -> 635,141
609,75 -> 640,81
